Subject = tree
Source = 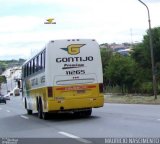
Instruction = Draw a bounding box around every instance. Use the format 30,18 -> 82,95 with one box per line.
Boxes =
131,43 -> 151,82
100,48 -> 113,87
104,54 -> 137,93
0,75 -> 7,94
132,27 -> 160,94
0,75 -> 6,84
144,27 -> 160,63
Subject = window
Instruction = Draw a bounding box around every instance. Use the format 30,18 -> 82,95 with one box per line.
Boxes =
36,55 -> 39,72
30,60 -> 33,74
26,63 -> 29,76
23,66 -> 26,78
32,59 -> 35,73
38,54 -> 42,71
28,62 -> 31,75
23,49 -> 46,78
42,50 -> 45,69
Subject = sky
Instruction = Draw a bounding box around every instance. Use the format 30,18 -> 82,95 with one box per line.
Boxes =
0,0 -> 160,60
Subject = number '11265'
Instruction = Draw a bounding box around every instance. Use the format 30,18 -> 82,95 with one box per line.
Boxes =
66,70 -> 85,75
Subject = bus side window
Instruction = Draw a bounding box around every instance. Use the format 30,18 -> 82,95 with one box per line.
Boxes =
26,63 -> 29,76
35,56 -> 39,72
32,59 -> 35,74
23,66 -> 26,78
42,51 -> 44,69
44,50 -> 45,69
29,61 -> 31,75
30,60 -> 33,75
39,53 -> 42,70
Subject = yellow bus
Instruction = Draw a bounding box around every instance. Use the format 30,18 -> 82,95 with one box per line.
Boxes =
22,39 -> 104,119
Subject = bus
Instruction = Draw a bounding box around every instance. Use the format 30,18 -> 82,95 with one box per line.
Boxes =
22,39 -> 104,119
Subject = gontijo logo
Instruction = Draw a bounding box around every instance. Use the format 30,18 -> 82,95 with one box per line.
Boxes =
44,18 -> 56,24
61,44 -> 85,55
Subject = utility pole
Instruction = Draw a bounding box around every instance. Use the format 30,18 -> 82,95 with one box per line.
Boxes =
138,0 -> 157,99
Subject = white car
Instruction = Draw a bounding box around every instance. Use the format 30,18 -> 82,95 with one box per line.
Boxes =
4,93 -> 10,100
9,90 -> 14,96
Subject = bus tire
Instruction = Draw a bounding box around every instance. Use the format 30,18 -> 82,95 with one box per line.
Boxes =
27,109 -> 32,115
73,111 -> 81,117
42,112 -> 48,120
38,100 -> 43,119
85,108 -> 92,117
25,99 -> 27,109
38,99 -> 48,120
25,98 -> 32,115
74,109 -> 92,117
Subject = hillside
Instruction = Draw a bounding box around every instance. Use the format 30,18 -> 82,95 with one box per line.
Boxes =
0,59 -> 26,74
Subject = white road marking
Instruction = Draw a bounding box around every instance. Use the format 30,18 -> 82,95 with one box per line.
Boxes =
0,107 -> 2,110
157,119 -> 160,121
58,131 -> 92,143
20,115 -> 29,120
6,110 -> 10,112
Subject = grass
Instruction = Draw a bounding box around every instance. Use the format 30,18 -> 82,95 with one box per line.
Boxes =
104,94 -> 160,105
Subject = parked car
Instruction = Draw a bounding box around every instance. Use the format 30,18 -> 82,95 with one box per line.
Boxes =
9,90 -> 13,96
0,95 -> 6,104
4,93 -> 10,100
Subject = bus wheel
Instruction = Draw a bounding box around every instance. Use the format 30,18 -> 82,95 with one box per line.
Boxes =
27,109 -> 32,115
38,101 -> 43,119
74,109 -> 92,117
38,100 -> 48,120
25,99 -> 27,109
42,112 -> 48,120
73,111 -> 81,117
85,108 -> 92,116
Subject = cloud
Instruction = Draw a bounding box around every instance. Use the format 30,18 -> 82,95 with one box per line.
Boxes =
0,0 -> 160,60
0,41 -> 45,60
0,16 -> 43,33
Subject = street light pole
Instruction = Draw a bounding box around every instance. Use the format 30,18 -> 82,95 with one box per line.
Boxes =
138,0 -> 157,99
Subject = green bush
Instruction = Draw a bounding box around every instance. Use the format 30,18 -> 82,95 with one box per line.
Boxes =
105,85 -> 122,93
140,82 -> 153,94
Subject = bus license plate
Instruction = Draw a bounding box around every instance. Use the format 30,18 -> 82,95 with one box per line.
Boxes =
77,90 -> 85,94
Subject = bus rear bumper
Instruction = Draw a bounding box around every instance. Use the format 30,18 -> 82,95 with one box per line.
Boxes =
47,96 -> 104,112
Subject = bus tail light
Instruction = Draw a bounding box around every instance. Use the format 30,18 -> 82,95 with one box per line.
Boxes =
48,87 -> 53,97
99,83 -> 104,93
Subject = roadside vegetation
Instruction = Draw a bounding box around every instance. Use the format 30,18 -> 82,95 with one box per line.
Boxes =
1,27 -> 160,104
0,75 -> 7,94
101,26 -> 160,103
0,59 -> 26,94
104,94 -> 160,104
0,59 -> 25,75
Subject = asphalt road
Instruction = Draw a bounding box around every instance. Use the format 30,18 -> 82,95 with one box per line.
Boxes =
0,96 -> 160,144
